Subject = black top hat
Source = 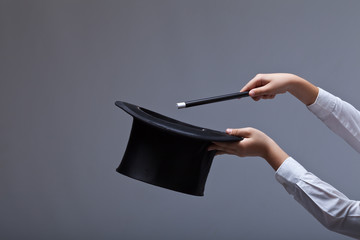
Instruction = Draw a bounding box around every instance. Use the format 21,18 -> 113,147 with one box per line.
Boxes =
115,101 -> 242,196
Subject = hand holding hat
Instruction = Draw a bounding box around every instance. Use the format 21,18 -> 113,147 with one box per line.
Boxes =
208,128 -> 288,171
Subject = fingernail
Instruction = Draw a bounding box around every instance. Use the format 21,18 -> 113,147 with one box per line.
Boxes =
249,90 -> 255,96
226,128 -> 233,134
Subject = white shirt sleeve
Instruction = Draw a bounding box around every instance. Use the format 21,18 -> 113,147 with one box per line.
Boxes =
276,157 -> 360,239
307,88 -> 360,153
275,88 -> 360,239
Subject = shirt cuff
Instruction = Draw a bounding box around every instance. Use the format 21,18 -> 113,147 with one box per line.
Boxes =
307,88 -> 336,120
275,157 -> 308,195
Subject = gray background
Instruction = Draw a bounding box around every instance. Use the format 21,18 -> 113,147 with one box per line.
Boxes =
1,0 -> 360,239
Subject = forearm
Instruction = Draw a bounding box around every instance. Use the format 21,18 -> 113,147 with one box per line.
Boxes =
308,88 -> 360,153
276,157 -> 360,239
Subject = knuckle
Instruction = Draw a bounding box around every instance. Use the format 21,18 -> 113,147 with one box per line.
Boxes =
243,127 -> 253,135
230,129 -> 239,135
246,127 -> 254,132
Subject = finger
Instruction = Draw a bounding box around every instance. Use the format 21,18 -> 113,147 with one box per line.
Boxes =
227,128 -> 252,138
209,141 -> 241,156
249,84 -> 273,97
210,141 -> 231,148
215,150 -> 227,156
207,144 -> 218,151
240,74 -> 263,92
262,94 -> 273,99
208,142 -> 228,151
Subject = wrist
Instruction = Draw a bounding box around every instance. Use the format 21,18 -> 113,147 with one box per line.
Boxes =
263,139 -> 289,171
286,74 -> 304,93
288,76 -> 318,106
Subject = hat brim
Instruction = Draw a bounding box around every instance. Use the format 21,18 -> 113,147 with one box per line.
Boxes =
115,101 -> 242,142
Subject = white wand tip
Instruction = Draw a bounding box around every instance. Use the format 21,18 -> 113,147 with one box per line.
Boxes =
177,102 -> 186,109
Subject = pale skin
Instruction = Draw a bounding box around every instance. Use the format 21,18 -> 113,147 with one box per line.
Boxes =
208,73 -> 319,170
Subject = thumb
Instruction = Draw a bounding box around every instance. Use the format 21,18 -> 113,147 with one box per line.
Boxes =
226,128 -> 252,138
249,85 -> 271,97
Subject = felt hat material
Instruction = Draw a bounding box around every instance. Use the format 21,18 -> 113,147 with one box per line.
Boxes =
115,101 -> 242,196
